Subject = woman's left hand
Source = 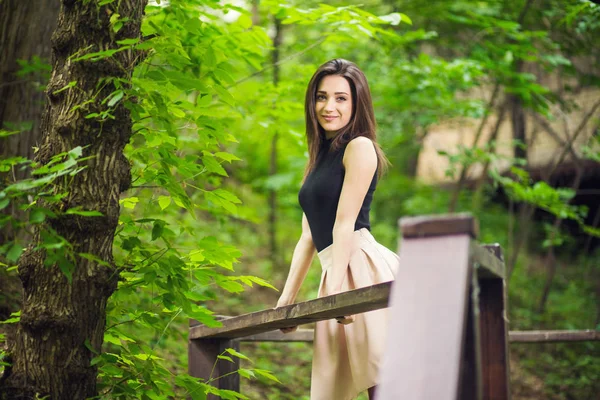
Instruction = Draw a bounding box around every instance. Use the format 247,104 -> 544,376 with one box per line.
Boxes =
335,315 -> 354,325
328,288 -> 354,325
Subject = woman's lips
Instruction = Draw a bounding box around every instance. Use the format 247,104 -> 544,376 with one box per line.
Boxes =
322,115 -> 337,122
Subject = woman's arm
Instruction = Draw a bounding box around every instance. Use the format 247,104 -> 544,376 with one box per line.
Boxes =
327,136 -> 378,296
276,213 -> 316,307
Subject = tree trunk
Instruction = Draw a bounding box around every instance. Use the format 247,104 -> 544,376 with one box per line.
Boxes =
268,17 -> 282,266
0,0 -> 147,398
536,168 -> 584,314
0,0 -> 58,164
509,87 -> 527,162
251,0 -> 260,26
0,0 -> 60,331
471,102 -> 508,211
507,203 -> 534,279
447,83 -> 500,212
0,0 -> 59,243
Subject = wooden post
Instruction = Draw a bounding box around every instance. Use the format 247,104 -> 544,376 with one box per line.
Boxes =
479,244 -> 510,400
460,273 -> 483,400
378,214 -> 479,400
188,320 -> 240,400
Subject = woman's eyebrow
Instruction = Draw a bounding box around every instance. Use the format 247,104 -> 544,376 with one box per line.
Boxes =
317,90 -> 349,95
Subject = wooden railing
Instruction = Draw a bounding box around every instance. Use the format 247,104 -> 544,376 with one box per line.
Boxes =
188,214 -> 599,400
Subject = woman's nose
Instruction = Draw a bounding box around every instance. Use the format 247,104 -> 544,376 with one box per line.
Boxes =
324,98 -> 336,111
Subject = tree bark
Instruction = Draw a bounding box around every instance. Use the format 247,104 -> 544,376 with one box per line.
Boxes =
268,17 -> 282,267
0,0 -> 59,244
536,168 -> 584,314
0,1 -> 147,398
507,203 -> 534,279
0,0 -> 60,331
447,83 -> 500,212
0,0 -> 58,165
471,102 -> 508,211
510,93 -> 527,161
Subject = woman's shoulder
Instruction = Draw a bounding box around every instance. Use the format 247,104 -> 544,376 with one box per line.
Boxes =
343,136 -> 377,167
345,136 -> 376,154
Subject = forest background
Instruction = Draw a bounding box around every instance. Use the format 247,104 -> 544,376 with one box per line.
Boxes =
0,0 -> 599,399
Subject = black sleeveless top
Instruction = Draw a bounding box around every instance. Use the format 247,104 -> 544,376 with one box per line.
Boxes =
298,138 -> 377,252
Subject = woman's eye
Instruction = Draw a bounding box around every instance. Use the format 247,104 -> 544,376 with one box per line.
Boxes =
337,97 -> 347,102
316,95 -> 326,101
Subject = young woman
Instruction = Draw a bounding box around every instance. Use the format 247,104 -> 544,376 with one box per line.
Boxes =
276,59 -> 399,400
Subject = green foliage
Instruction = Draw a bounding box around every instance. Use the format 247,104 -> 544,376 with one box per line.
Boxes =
0,146 -> 91,281
83,1 -> 408,398
2,0 -> 599,399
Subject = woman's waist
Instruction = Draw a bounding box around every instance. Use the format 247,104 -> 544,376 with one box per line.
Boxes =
316,228 -> 376,270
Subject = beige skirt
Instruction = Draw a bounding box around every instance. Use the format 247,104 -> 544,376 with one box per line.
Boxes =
310,228 -> 399,400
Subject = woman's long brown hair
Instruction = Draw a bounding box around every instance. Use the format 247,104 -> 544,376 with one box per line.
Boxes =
304,58 -> 389,178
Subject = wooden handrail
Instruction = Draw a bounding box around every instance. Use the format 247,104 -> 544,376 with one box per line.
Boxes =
189,213 -> 510,400
400,212 -> 479,238
189,242 -> 504,341
188,213 -> 599,400
509,329 -> 600,343
189,281 -> 391,340
225,328 -> 600,344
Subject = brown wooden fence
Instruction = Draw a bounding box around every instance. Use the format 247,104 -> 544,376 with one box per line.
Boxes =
188,214 -> 599,400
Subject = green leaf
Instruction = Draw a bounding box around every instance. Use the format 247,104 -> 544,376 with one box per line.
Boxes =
224,348 -> 251,362
121,197 -> 139,209
0,129 -> 20,138
110,13 -> 121,31
65,208 -> 103,217
213,189 -> 241,204
53,81 -> 77,95
189,250 -> 205,262
56,257 -> 74,283
69,146 -> 84,158
202,154 -> 228,176
0,311 -> 21,324
237,368 -> 255,379
158,195 -> 171,210
151,221 -> 164,241
84,339 -> 99,355
214,152 -> 241,163
254,368 -> 281,383
213,85 -> 235,107
243,276 -> 277,291
78,252 -> 111,267
29,208 -> 46,224
116,38 -> 139,46
170,106 -> 186,118
379,12 -> 402,26
205,191 -> 238,214
134,353 -> 163,361
213,68 -> 236,86
216,279 -> 244,293
196,95 -> 212,108
236,14 -> 252,29
107,90 -> 124,107
6,244 -> 23,263
90,355 -> 103,366
121,236 -> 141,251
104,333 -> 122,346
217,355 -> 234,363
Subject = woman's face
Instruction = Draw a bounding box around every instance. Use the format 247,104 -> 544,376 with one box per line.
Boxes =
315,75 -> 353,137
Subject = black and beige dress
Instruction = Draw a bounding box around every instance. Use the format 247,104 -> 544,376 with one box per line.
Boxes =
298,137 -> 399,400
